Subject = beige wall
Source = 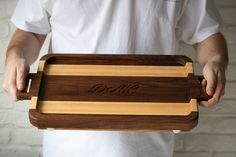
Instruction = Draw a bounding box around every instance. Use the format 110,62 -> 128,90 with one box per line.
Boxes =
0,0 -> 236,157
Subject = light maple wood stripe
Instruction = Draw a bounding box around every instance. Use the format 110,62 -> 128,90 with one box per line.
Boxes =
38,60 -> 46,72
44,63 -> 193,77
185,62 -> 194,73
190,99 -> 198,112
30,97 -> 38,109
38,99 -> 197,116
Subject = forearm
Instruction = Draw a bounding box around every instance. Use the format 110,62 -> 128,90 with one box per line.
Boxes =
3,29 -> 47,100
192,33 -> 228,107
193,33 -> 228,68
5,29 -> 46,65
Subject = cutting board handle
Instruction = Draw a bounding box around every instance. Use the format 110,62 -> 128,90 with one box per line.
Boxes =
196,75 -> 212,101
16,73 -> 35,100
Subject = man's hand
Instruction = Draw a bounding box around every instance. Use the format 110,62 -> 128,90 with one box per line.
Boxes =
2,53 -> 29,101
2,29 -> 46,101
193,33 -> 228,108
200,56 -> 226,107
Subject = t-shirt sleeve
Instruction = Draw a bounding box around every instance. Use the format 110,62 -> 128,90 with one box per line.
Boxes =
177,0 -> 223,45
11,0 -> 51,34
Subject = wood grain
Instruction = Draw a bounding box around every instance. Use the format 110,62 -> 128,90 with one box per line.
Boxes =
15,54 -> 210,131
38,76 -> 193,102
29,109 -> 198,131
38,99 -> 197,115
44,63 -> 193,77
41,54 -> 192,66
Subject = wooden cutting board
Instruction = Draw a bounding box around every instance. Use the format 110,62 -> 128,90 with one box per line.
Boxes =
17,54 -> 210,131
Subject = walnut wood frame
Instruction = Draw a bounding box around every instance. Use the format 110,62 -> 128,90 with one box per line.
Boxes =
17,54 -> 211,131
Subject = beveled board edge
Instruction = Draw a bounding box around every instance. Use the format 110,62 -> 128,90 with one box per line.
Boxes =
37,99 -> 198,116
44,63 -> 194,77
29,109 -> 198,131
40,54 -> 193,66
26,54 -> 201,130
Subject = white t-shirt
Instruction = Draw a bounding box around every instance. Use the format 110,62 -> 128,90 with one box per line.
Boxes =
11,0 -> 222,157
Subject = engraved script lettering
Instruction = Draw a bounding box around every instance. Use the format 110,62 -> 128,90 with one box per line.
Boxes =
88,83 -> 140,95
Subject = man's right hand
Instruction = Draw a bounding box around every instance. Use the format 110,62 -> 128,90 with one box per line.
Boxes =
2,53 -> 30,101
2,29 -> 46,101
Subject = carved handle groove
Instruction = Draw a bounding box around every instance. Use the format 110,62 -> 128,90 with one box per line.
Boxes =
196,75 -> 212,101
16,73 -> 35,100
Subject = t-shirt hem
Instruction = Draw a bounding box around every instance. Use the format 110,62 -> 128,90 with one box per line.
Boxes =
11,17 -> 50,35
187,29 -> 221,45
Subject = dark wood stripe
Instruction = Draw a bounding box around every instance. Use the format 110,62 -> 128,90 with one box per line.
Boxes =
29,109 -> 198,131
39,76 -> 192,102
42,54 -> 192,66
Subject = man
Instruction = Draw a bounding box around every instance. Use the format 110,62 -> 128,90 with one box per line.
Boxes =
2,0 -> 228,157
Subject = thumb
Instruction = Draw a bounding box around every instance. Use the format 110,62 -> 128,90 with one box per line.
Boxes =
8,68 -> 18,101
204,70 -> 217,96
16,65 -> 27,91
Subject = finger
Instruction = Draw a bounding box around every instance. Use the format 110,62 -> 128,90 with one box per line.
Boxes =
199,85 -> 221,107
212,72 -> 225,103
201,79 -> 207,88
8,70 -> 18,101
199,100 -> 212,108
200,73 -> 225,108
16,64 -> 27,91
199,97 -> 218,108
204,70 -> 217,96
2,70 -> 11,92
8,83 -> 17,101
2,79 -> 8,92
221,73 -> 226,96
198,101 -> 206,107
